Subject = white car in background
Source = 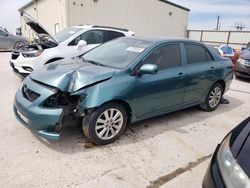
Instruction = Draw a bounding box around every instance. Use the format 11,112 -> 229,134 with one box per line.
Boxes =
10,11 -> 134,78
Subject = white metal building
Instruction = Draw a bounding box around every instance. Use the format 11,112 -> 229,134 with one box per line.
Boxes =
19,0 -> 189,40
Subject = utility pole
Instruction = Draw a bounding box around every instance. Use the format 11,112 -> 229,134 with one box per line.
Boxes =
216,16 -> 220,30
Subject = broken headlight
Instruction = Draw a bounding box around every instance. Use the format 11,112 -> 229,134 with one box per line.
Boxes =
43,92 -> 82,108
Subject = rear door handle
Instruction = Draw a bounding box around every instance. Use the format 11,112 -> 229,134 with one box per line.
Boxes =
210,66 -> 216,73
178,72 -> 185,79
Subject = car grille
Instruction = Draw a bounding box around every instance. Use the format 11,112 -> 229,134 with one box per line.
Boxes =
22,84 -> 40,102
239,71 -> 250,76
11,51 -> 20,60
244,61 -> 250,68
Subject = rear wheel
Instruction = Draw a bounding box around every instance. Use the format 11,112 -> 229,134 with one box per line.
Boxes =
200,83 -> 223,111
82,103 -> 128,145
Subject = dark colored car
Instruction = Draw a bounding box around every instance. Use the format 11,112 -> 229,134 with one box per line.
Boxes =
14,36 -> 233,145
235,49 -> 250,79
0,27 -> 28,50
203,117 -> 250,188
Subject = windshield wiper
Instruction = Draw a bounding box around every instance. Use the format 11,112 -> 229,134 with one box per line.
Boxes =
81,57 -> 106,67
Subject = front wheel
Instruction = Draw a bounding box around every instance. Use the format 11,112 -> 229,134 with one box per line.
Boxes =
200,83 -> 223,111
82,103 -> 128,145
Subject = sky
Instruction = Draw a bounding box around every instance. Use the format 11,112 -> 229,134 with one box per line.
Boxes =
0,0 -> 30,33
170,0 -> 250,30
0,0 -> 249,34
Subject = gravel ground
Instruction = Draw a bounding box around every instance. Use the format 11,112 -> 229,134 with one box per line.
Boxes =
0,52 -> 249,188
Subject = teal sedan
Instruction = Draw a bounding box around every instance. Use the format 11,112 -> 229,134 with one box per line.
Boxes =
14,36 -> 233,145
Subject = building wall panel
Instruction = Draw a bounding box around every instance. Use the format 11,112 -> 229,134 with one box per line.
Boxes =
188,31 -> 201,41
36,0 -> 67,34
20,0 -> 67,41
67,0 -> 189,37
229,32 -> 250,44
20,0 -> 189,40
202,31 -> 228,43
188,30 -> 250,49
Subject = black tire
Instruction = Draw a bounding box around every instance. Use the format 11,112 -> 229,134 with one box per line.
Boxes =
200,83 -> 223,112
82,103 -> 128,145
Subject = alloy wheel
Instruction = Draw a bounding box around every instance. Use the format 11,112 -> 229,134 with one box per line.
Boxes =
95,108 -> 124,140
209,87 -> 222,108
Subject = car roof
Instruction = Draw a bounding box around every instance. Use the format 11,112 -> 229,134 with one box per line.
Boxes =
71,25 -> 132,33
124,36 -> 203,44
71,25 -> 93,30
0,27 -> 8,32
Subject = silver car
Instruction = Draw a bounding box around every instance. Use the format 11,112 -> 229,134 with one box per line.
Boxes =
0,27 -> 28,51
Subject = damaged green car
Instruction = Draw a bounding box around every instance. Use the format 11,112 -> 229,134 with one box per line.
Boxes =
14,37 -> 233,144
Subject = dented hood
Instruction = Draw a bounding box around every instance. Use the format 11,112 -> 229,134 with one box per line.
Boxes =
21,11 -> 58,44
30,59 -> 116,92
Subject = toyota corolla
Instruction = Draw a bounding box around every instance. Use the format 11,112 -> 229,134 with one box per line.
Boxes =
14,36 -> 233,145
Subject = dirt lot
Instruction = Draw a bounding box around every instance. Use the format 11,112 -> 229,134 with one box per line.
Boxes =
0,52 -> 249,188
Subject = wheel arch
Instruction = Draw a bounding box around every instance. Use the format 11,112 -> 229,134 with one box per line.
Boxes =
202,79 -> 226,104
100,99 -> 132,123
200,79 -> 225,111
214,79 -> 226,93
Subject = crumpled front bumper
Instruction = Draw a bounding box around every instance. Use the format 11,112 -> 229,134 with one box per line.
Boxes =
13,77 -> 63,140
10,61 -> 29,78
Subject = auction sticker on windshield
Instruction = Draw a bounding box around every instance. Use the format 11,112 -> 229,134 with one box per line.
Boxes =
126,47 -> 144,53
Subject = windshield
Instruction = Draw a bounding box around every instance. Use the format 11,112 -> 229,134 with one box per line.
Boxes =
53,27 -> 83,43
82,38 -> 153,69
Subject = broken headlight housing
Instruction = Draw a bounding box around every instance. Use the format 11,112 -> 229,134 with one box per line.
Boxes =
43,91 -> 84,108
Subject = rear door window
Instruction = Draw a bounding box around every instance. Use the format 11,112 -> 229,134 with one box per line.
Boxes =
184,44 -> 213,64
106,31 -> 125,42
69,30 -> 105,45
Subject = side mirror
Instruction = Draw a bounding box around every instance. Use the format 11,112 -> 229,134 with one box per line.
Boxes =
77,40 -> 87,50
139,64 -> 158,75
